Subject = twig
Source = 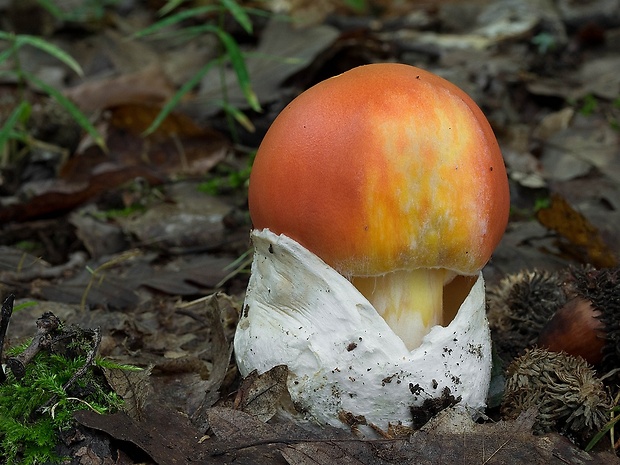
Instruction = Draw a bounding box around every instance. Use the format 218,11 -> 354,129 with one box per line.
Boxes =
481,437 -> 511,464
0,252 -> 87,282
551,452 -> 571,464
80,250 -> 141,310
50,397 -> 101,419
6,312 -> 61,379
61,327 -> 101,392
210,436 -> 407,456
0,294 -> 15,383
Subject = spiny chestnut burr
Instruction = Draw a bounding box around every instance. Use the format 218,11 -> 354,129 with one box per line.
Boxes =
501,348 -> 611,445
486,269 -> 567,362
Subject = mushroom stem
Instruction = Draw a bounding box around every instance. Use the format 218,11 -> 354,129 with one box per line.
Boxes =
352,268 -> 453,350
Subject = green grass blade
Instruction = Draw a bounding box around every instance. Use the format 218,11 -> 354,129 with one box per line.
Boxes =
0,31 -> 18,67
0,48 -> 14,66
0,101 -> 29,153
133,5 -> 220,37
6,130 -> 29,143
585,414 -> 620,451
13,301 -> 38,312
214,29 -> 261,112
344,0 -> 367,12
243,6 -> 289,19
216,100 -> 255,132
143,58 -> 220,135
35,0 -> 67,19
220,0 -> 253,34
15,35 -> 83,76
158,0 -> 190,16
26,74 -> 105,150
148,24 -> 215,42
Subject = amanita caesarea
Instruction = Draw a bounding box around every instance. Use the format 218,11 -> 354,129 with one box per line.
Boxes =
234,63 -> 510,429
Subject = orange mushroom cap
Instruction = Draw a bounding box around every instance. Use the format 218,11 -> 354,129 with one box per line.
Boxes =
249,63 -> 509,279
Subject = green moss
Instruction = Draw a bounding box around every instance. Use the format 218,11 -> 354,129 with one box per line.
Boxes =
198,151 -> 255,196
580,94 -> 598,116
93,203 -> 147,220
0,345 -> 125,465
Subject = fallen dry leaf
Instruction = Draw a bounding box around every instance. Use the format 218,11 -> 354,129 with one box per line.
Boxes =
0,107 -> 229,223
177,294 -> 235,426
536,194 -> 618,268
117,182 -> 234,251
540,114 -> 620,184
234,365 -> 290,422
102,365 -> 152,421
204,406 -> 619,465
74,404 -> 204,465
69,208 -> 129,258
281,443 -> 367,465
109,103 -> 206,138
65,64 -> 175,114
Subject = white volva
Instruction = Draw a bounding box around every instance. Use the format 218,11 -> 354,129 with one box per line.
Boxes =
234,229 -> 492,429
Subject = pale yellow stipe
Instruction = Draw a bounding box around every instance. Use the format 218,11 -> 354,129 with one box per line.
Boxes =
352,268 -> 451,351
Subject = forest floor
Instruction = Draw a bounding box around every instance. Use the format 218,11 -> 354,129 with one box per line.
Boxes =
1,0 -> 619,463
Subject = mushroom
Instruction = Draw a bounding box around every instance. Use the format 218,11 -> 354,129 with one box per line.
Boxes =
235,63 -> 509,429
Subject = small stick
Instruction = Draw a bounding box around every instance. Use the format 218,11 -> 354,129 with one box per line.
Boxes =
0,294 -> 15,383
61,327 -> 101,392
210,436 -> 408,456
6,312 -> 61,379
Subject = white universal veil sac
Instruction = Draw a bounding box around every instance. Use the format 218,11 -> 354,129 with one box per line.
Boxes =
234,229 -> 492,430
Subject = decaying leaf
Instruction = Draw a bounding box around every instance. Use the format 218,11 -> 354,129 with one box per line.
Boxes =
536,194 -> 618,268
208,406 -> 285,443
406,408 -> 613,465
0,246 -> 55,277
73,401 -> 620,465
281,443 -> 367,465
532,108 -> 575,141
69,209 -> 128,258
108,103 -> 208,138
74,404 -> 205,464
540,114 -> 620,184
38,251 -> 236,308
203,406 -> 618,465
181,294 -> 235,426
0,112 -> 228,223
102,365 -> 152,421
65,64 -> 175,114
234,365 -> 290,422
117,183 -> 233,251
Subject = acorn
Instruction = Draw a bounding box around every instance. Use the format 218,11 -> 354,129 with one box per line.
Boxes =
487,269 -> 567,362
538,266 -> 620,372
501,347 -> 611,445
